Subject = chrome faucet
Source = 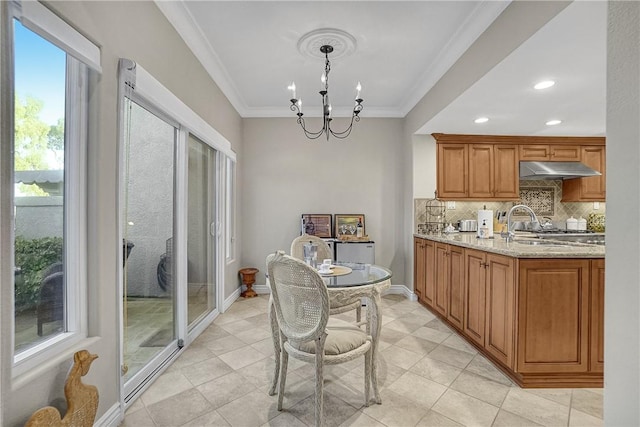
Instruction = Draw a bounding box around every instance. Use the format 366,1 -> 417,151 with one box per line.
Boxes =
503,204 -> 538,242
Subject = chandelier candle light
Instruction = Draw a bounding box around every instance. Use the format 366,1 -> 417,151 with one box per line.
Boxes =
288,45 -> 364,140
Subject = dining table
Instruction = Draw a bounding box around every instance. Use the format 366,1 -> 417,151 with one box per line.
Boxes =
267,262 -> 392,405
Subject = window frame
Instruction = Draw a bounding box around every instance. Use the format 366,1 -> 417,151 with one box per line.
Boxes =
225,156 -> 236,263
6,1 -> 90,378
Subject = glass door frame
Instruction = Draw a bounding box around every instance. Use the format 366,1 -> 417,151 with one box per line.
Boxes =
117,59 -> 235,408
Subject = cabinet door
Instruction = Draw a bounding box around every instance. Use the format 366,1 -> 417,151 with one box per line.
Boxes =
447,245 -> 465,330
424,239 -> 436,306
464,249 -> 486,346
468,145 -> 493,198
550,145 -> 581,161
485,254 -> 515,368
437,144 -> 468,199
517,260 -> 590,373
433,243 -> 449,316
562,146 -> 606,201
590,259 -> 605,372
414,238 -> 426,302
493,145 -> 520,199
520,145 -> 550,160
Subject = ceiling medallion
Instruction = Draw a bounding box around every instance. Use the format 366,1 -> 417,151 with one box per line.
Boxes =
297,28 -> 357,60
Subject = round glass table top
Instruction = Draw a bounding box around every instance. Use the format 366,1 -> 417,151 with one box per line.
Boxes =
323,262 -> 392,288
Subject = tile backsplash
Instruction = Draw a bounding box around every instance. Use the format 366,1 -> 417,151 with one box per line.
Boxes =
415,180 -> 606,233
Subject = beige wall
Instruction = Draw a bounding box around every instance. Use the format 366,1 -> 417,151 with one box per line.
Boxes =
241,117 -> 405,286
2,1 -> 241,425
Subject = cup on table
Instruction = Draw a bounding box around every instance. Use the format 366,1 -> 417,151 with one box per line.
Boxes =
319,262 -> 332,273
322,259 -> 332,267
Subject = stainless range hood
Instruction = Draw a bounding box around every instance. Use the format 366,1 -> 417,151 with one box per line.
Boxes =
519,161 -> 602,180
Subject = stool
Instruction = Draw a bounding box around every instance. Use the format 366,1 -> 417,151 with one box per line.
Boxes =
239,267 -> 259,298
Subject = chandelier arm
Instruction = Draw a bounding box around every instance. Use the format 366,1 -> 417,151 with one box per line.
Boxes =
290,43 -> 363,140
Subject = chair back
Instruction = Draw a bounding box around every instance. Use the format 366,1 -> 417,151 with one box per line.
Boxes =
290,234 -> 332,261
266,251 -> 329,343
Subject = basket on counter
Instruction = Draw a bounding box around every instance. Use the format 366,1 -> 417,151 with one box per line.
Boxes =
587,213 -> 605,232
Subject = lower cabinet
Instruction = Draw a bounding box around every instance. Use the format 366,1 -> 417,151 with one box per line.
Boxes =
463,249 -> 515,367
590,259 -> 605,373
413,236 -> 604,387
517,260 -> 590,373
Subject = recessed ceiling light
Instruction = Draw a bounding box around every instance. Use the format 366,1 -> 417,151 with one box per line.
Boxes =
474,117 -> 489,124
546,119 -> 562,126
534,80 -> 555,90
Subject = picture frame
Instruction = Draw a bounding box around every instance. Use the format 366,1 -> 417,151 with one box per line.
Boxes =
335,214 -> 365,237
301,214 -> 333,238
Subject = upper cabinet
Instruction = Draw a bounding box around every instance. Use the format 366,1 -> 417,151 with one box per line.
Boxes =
562,146 -> 606,201
520,145 -> 581,161
433,134 -> 606,202
437,142 -> 519,200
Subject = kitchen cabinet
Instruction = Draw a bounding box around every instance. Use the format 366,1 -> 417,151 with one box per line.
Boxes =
414,237 -> 436,306
420,240 -> 464,328
437,143 -> 467,199
590,259 -> 605,372
484,254 -> 516,368
468,144 -> 519,199
562,146 -> 606,201
517,260 -> 590,373
463,249 -> 487,347
447,245 -> 465,330
434,243 -> 449,316
437,143 -> 518,200
519,144 -> 581,161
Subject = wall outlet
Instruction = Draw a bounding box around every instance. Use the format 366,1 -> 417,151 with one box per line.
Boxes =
593,202 -> 600,210
447,201 -> 456,209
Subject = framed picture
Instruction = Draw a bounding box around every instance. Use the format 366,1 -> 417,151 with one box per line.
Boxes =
301,214 -> 333,238
335,214 -> 365,237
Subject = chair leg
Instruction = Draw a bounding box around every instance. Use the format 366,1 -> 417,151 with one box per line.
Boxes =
314,334 -> 327,427
268,299 -> 280,396
364,348 -> 371,407
277,348 -> 288,411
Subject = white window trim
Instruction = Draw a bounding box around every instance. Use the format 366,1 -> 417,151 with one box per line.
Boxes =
7,2 -> 92,378
225,157 -> 236,263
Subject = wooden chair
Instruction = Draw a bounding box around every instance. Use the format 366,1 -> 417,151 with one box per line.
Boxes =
266,251 -> 372,427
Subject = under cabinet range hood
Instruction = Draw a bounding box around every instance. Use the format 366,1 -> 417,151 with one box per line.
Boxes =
519,161 -> 602,180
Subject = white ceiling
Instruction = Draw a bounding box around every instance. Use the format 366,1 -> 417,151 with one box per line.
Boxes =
157,1 -> 606,136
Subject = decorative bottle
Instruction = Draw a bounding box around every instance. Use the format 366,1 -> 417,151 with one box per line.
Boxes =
356,218 -> 364,238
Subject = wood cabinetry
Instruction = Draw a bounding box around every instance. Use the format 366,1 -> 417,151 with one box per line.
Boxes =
437,144 -> 467,199
433,134 -> 605,202
520,145 -> 581,161
518,260 -> 590,373
485,254 -> 516,368
447,245 -> 465,330
590,259 -> 605,372
562,146 -> 606,201
413,236 -> 604,388
438,143 -> 518,200
413,237 -> 435,306
463,249 -> 515,366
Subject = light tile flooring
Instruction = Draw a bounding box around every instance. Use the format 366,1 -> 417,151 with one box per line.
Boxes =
121,294 -> 603,427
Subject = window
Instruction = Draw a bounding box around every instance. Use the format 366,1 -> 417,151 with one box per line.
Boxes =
225,157 -> 236,262
2,1 -> 100,374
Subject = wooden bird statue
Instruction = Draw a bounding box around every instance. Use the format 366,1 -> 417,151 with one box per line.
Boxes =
25,350 -> 99,427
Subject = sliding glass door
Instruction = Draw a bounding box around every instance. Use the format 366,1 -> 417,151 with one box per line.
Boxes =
187,135 -> 217,328
121,97 -> 178,396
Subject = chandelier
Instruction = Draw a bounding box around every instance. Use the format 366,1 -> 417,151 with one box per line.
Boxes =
288,45 -> 364,140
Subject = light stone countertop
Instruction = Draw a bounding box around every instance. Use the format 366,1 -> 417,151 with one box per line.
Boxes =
414,232 -> 605,259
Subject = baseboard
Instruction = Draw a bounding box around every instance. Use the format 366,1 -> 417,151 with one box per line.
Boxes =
94,402 -> 122,427
223,287 -> 241,312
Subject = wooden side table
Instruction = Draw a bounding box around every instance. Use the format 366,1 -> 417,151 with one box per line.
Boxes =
239,267 -> 259,298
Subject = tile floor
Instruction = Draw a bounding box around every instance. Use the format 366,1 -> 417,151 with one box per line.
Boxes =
121,294 -> 603,427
